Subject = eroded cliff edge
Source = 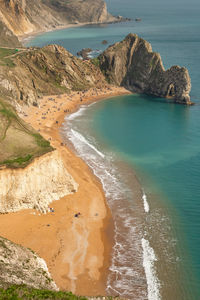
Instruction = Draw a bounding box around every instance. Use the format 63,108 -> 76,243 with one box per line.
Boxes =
0,150 -> 78,213
0,236 -> 58,290
98,33 -> 192,104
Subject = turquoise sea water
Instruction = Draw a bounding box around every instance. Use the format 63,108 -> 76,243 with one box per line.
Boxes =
28,0 -> 200,299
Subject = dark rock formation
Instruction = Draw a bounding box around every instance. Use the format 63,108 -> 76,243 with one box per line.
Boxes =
115,16 -> 132,22
99,33 -> 192,104
77,48 -> 92,60
102,40 -> 108,45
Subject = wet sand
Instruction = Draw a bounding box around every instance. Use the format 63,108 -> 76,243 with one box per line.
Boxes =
0,86 -> 131,296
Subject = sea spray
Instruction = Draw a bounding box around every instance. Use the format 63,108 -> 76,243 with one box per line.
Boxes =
141,238 -> 161,300
142,191 -> 150,213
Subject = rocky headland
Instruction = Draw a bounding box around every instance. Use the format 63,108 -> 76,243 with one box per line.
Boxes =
98,33 -> 192,104
0,0 -> 118,47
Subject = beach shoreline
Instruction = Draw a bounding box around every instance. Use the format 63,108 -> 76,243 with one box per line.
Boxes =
19,22 -> 90,45
19,19 -> 126,46
0,86 -> 131,296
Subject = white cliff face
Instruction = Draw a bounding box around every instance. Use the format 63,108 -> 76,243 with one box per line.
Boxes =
0,236 -> 58,290
0,150 -> 78,213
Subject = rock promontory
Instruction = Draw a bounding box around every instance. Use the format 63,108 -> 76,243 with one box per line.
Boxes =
0,0 -> 116,45
99,33 -> 192,104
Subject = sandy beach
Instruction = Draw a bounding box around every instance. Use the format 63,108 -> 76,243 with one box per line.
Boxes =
0,86 -> 130,296
19,22 -> 90,45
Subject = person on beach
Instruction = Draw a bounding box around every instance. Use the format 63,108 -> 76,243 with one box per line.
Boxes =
74,212 -> 81,218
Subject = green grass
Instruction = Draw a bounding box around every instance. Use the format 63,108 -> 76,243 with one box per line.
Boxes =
0,58 -> 16,67
0,48 -> 17,67
91,57 -> 100,67
32,133 -> 51,148
0,107 -> 16,119
0,48 -> 17,59
0,100 -> 53,168
0,285 -> 88,300
2,154 -> 33,167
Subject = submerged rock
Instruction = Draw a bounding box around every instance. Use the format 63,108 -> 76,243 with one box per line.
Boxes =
99,33 -> 192,104
77,48 -> 92,60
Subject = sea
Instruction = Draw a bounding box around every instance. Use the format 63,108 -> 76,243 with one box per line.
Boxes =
26,0 -> 200,299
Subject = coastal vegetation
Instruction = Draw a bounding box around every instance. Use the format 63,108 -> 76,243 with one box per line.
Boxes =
0,99 -> 52,168
0,47 -> 18,67
0,285 -> 88,300
91,57 -> 100,67
0,285 -> 123,300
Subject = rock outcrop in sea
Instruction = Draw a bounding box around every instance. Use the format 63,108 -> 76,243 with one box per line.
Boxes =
99,33 -> 192,104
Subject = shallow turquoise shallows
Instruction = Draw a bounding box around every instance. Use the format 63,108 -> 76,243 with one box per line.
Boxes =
28,0 -> 200,298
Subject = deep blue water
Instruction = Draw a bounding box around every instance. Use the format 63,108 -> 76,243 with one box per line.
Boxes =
28,0 -> 200,298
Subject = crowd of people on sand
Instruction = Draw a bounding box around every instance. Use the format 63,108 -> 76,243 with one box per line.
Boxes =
20,87 -> 117,132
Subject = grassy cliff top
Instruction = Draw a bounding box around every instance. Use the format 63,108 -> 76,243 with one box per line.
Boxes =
0,99 -> 53,168
0,285 -> 124,299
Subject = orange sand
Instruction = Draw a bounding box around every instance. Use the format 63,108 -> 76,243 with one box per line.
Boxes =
0,86 -> 131,296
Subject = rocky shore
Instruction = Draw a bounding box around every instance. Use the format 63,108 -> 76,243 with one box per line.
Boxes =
99,33 -> 192,104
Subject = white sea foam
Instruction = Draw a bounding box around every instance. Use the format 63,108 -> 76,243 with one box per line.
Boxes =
142,191 -> 150,213
142,238 -> 161,300
67,106 -> 87,120
88,49 -> 102,58
70,129 -> 105,158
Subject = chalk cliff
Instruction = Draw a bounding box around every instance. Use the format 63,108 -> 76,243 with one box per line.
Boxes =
0,237 -> 58,290
99,34 -> 192,104
0,150 -> 78,213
